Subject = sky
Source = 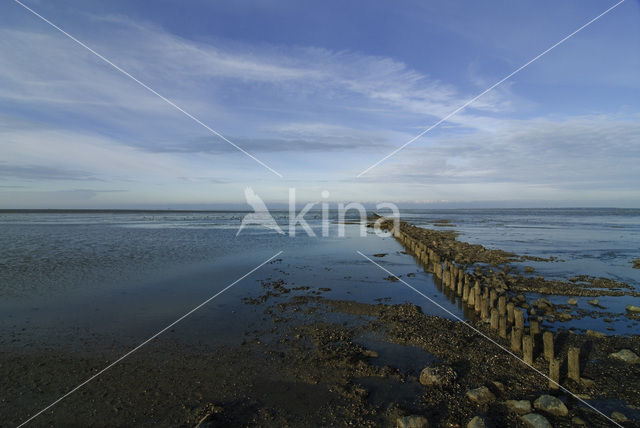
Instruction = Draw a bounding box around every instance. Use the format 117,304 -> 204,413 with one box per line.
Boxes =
0,0 -> 639,208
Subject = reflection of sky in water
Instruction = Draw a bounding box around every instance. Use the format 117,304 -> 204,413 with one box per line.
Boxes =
0,209 -> 639,351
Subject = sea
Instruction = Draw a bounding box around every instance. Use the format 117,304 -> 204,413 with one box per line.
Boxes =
1,208 -> 639,351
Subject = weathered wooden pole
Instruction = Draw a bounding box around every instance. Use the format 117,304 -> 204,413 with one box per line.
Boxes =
507,302 -> 515,324
490,308 -> 499,329
543,331 -> 554,361
510,328 -> 522,353
498,295 -> 506,317
514,308 -> 525,330
499,315 -> 508,339
568,347 -> 580,382
523,335 -> 534,365
549,358 -> 560,390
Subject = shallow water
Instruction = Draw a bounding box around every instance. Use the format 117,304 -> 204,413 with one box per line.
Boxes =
1,208 -> 639,351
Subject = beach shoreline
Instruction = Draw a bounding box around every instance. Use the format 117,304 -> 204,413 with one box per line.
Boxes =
2,220 -> 639,426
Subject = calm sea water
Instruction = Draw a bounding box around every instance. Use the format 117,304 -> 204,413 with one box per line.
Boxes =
1,208 -> 639,348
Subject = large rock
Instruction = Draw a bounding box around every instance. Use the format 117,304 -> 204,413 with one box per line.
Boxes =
586,329 -> 606,338
419,366 -> 457,387
397,415 -> 429,428
626,304 -> 640,313
568,298 -> 578,305
466,386 -> 496,405
467,416 -> 486,428
505,399 -> 532,415
534,394 -> 568,416
520,413 -> 552,428
609,349 -> 640,364
612,411 -> 628,423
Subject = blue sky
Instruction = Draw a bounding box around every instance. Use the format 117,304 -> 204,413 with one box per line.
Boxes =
0,0 -> 639,208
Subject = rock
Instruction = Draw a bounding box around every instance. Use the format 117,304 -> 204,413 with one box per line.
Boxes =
196,405 -> 225,427
533,298 -> 553,309
534,394 -> 568,416
419,366 -> 457,387
467,416 -> 486,428
587,299 -> 599,306
505,399 -> 532,415
609,349 -> 640,364
586,329 -> 606,338
397,415 -> 429,428
557,312 -> 573,321
568,298 -> 578,305
571,416 -> 586,426
626,304 -> 640,313
611,411 -> 628,423
492,380 -> 505,392
466,386 -> 496,405
361,349 -> 379,358
520,413 -> 552,428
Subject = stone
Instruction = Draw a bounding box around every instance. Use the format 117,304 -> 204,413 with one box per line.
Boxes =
533,298 -> 553,309
466,386 -> 496,405
520,413 -> 552,428
534,394 -> 568,416
361,349 -> 379,358
397,415 -> 429,428
609,349 -> 640,364
587,299 -> 599,306
571,416 -> 586,425
626,304 -> 640,313
568,298 -> 578,305
611,411 -> 628,423
467,416 -> 486,428
585,329 -> 606,338
492,380 -> 505,392
505,399 -> 532,415
419,366 -> 457,387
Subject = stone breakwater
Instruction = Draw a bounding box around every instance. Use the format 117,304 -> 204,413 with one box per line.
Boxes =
378,219 -> 640,394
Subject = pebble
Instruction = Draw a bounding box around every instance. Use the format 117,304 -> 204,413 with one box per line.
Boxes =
397,415 -> 429,428
505,399 -> 532,415
419,366 -> 456,387
609,349 -> 640,364
587,299 -> 599,306
520,413 -> 552,428
571,416 -> 586,425
626,304 -> 640,313
611,411 -> 628,423
568,298 -> 578,305
533,394 -> 568,416
466,386 -> 496,405
467,415 -> 485,428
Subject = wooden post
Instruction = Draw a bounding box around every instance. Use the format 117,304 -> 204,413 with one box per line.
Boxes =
498,295 -> 506,317
514,308 -> 525,330
543,332 -> 554,361
474,284 -> 481,312
481,296 -> 489,320
523,335 -> 534,365
489,289 -> 497,308
549,358 -> 560,390
456,275 -> 463,296
507,302 -> 515,324
510,328 -> 522,353
530,319 -> 540,336
499,315 -> 508,339
490,308 -> 499,329
568,347 -> 580,382
467,286 -> 475,306
462,283 -> 469,301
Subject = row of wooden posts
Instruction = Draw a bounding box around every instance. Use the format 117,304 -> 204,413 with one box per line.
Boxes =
392,225 -> 582,389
